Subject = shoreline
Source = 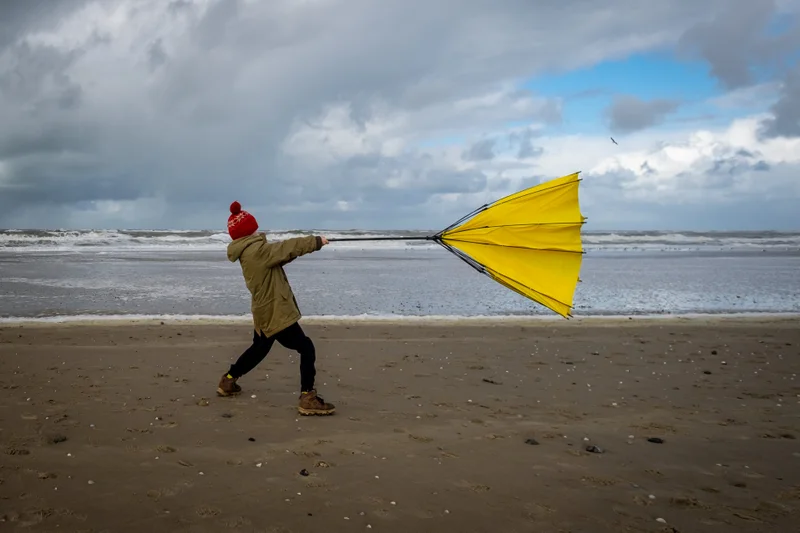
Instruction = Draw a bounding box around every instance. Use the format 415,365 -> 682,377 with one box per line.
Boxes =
1,311 -> 799,328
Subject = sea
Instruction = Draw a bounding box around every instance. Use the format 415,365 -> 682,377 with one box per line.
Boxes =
1,229 -> 799,323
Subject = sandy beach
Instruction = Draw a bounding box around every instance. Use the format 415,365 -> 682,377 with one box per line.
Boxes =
1,317 -> 799,532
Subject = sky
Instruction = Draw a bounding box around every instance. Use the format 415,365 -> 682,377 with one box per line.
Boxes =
0,0 -> 799,232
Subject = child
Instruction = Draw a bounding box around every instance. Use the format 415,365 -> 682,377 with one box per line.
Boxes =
217,201 -> 335,416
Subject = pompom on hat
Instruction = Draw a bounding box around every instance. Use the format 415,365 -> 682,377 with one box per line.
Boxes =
227,201 -> 259,240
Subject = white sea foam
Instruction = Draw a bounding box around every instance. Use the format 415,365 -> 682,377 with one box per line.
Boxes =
0,229 -> 437,253
1,311 -> 798,326
1,229 -> 799,254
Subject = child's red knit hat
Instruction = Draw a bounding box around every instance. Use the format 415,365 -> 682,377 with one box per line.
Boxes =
227,201 -> 258,240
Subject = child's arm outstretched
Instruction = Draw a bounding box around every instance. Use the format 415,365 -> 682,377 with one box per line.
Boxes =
258,235 -> 328,268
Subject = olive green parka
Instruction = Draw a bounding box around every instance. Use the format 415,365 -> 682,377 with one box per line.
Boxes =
227,233 -> 323,337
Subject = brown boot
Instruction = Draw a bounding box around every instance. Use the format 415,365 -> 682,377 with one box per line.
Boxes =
217,373 -> 242,397
298,390 -> 335,416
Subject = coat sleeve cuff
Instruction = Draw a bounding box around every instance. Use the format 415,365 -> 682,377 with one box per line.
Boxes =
315,236 -> 323,250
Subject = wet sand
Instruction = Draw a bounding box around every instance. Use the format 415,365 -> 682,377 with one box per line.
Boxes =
1,317 -> 799,532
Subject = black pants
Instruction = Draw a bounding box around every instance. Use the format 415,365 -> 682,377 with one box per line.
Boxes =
228,322 -> 316,392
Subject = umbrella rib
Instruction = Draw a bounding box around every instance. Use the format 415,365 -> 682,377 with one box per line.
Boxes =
437,241 -> 489,275
489,274 -> 574,318
436,204 -> 490,236
438,241 -> 579,314
489,177 -> 582,209
443,220 -> 585,237
434,173 -> 581,237
441,237 -> 585,254
486,268 -> 575,315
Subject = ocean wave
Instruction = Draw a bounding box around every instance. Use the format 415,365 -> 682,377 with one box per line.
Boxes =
1,311 -> 798,325
0,229 -> 436,252
1,229 -> 799,253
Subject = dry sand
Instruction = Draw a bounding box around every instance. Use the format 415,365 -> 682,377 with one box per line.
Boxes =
1,317 -> 799,532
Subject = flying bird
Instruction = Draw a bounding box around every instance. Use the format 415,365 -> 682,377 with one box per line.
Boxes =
610,137 -> 618,145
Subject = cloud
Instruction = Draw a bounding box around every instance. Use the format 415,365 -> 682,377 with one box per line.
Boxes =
509,128 -> 544,159
0,0 -> 87,49
606,95 -> 680,133
678,0 -> 800,89
0,0 -> 798,231
760,63 -> 800,138
463,138 -> 496,161
584,117 -> 800,227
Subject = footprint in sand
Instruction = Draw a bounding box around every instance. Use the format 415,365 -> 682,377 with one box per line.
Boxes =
777,487 -> 800,500
291,450 -> 321,458
524,502 -> 555,516
196,506 -> 221,518
669,497 -> 711,510
10,508 -> 53,527
580,475 -> 618,487
44,434 -> 68,445
303,478 -> 329,488
221,516 -> 252,528
4,447 -> 30,456
146,489 -> 167,501
454,481 -> 491,492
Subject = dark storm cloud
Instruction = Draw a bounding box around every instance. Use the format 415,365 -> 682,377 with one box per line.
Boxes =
463,138 -> 496,161
517,142 -> 543,159
676,0 -> 800,139
147,39 -> 168,71
707,150 -> 773,179
505,128 -> 543,159
0,41 -> 85,108
760,63 -> 800,138
678,0 -> 800,90
0,0 -> 88,49
606,95 -> 680,133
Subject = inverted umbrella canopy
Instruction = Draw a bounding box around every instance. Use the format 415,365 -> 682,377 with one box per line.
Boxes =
328,172 -> 586,318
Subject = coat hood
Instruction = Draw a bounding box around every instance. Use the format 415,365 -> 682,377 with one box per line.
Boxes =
227,233 -> 264,262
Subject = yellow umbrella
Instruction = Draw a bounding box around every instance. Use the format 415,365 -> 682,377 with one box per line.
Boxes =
329,172 -> 586,318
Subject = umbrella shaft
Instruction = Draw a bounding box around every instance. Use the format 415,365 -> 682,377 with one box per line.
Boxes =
327,236 -> 435,242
